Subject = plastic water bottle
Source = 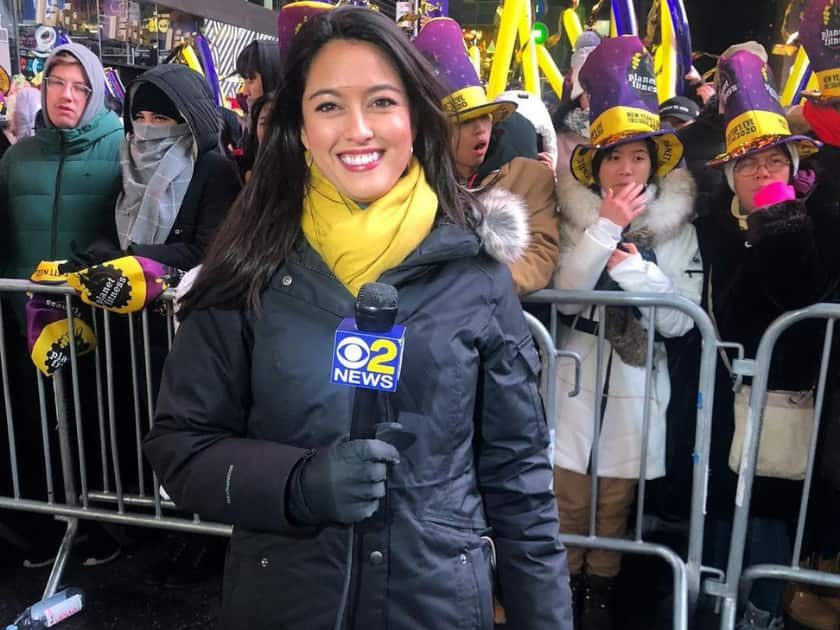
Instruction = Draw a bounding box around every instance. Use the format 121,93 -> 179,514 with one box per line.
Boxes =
6,588 -> 85,629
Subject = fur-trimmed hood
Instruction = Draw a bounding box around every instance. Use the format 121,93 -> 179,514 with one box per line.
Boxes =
471,186 -> 531,264
556,168 -> 697,248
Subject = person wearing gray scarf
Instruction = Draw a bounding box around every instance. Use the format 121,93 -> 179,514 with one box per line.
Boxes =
115,81 -> 195,250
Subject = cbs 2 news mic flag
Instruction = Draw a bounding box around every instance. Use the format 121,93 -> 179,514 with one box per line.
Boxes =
331,319 -> 406,393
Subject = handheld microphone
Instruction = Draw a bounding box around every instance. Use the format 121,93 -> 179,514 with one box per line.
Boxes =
331,283 -> 406,395
331,283 -> 406,442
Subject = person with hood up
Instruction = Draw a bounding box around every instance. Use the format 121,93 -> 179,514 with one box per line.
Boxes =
551,35 -> 701,630
143,6 -> 573,629
0,43 -> 123,568
414,17 -> 561,295
696,38 -> 840,630
0,44 -> 123,282
80,64 -> 241,272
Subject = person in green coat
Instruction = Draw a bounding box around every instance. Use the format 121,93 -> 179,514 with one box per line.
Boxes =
0,43 -> 123,281
0,43 -> 124,569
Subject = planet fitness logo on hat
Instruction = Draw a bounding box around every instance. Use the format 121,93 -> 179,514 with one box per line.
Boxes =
822,2 -> 840,47
627,52 -> 657,98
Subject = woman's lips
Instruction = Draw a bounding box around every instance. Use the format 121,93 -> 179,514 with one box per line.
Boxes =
338,150 -> 384,172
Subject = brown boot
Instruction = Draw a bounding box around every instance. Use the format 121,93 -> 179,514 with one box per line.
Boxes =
817,555 -> 840,617
784,580 -> 839,630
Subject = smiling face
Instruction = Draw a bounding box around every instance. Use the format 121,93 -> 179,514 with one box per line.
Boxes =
44,59 -> 90,129
597,140 -> 653,192
451,114 -> 492,179
300,39 -> 414,204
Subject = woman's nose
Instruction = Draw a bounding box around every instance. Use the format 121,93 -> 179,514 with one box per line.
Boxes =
344,108 -> 374,142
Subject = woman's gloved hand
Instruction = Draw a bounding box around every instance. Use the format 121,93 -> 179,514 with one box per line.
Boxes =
287,438 -> 400,526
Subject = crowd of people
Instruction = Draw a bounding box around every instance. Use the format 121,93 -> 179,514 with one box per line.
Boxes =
0,3 -> 839,630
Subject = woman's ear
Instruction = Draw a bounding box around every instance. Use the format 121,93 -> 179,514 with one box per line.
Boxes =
300,126 -> 309,152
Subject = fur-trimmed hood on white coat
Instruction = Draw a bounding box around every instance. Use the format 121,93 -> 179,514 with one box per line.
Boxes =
556,167 -> 697,250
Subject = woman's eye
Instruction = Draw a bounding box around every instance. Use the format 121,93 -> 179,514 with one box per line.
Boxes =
314,102 -> 338,113
372,97 -> 397,108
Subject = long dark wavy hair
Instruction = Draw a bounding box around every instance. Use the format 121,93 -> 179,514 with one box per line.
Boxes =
179,7 -> 469,318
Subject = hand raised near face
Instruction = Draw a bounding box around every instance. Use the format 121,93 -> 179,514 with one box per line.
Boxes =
599,183 -> 647,228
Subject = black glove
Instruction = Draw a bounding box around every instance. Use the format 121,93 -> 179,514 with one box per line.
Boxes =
69,238 -> 124,268
287,439 -> 400,526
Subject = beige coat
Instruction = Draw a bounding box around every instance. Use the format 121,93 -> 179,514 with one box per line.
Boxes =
477,156 -> 561,294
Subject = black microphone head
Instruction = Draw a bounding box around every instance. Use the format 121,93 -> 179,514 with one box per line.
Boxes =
355,282 -> 398,332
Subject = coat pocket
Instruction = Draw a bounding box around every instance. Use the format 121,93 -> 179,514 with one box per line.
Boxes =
221,528 -> 345,629
422,519 -> 495,630
516,336 -> 550,444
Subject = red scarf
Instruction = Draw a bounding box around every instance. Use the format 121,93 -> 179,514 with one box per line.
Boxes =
803,100 -> 840,147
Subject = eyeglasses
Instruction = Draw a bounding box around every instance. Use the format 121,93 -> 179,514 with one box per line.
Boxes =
734,155 -> 791,177
44,76 -> 92,99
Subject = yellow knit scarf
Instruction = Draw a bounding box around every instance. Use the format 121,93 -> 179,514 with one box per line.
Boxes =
301,158 -> 438,296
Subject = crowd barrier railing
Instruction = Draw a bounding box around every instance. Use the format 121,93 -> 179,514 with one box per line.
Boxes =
0,280 -> 232,603
706,303 -> 840,630
12,281 -> 833,630
524,289 -> 723,630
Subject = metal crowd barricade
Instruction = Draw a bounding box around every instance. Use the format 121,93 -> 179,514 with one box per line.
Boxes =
708,303 -> 840,630
523,289 -> 723,630
0,280 -> 232,603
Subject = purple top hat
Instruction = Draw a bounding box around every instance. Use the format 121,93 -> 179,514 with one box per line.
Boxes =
569,35 -> 683,186
278,1 -> 336,62
800,0 -> 840,103
707,45 -> 821,165
413,18 -> 515,123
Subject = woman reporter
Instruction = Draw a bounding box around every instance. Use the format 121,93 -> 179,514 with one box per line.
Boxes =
143,7 -> 572,629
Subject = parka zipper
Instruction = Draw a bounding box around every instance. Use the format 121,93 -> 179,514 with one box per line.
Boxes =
50,134 -> 67,259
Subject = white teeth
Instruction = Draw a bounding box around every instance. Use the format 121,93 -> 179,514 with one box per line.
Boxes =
340,152 -> 381,166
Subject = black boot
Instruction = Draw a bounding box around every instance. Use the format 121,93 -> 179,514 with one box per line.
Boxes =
580,574 -> 615,630
570,573 -> 584,630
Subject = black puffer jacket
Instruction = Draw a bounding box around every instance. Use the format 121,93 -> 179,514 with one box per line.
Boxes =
802,144 -> 840,490
121,65 -> 241,270
696,184 -> 840,518
143,218 -> 573,629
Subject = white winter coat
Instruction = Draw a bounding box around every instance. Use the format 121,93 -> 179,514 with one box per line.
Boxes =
551,168 -> 702,479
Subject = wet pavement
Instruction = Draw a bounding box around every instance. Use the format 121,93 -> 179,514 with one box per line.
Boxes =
0,534 -> 222,629
0,526 -> 701,630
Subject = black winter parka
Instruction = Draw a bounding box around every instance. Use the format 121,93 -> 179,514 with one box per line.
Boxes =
143,221 -> 573,630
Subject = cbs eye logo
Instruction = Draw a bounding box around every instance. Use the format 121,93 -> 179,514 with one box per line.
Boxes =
335,336 -> 397,374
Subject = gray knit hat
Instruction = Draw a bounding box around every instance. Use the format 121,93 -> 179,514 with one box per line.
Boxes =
42,43 -> 106,129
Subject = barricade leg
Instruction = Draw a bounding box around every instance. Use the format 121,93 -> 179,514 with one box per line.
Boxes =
42,516 -> 79,600
42,369 -> 80,599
